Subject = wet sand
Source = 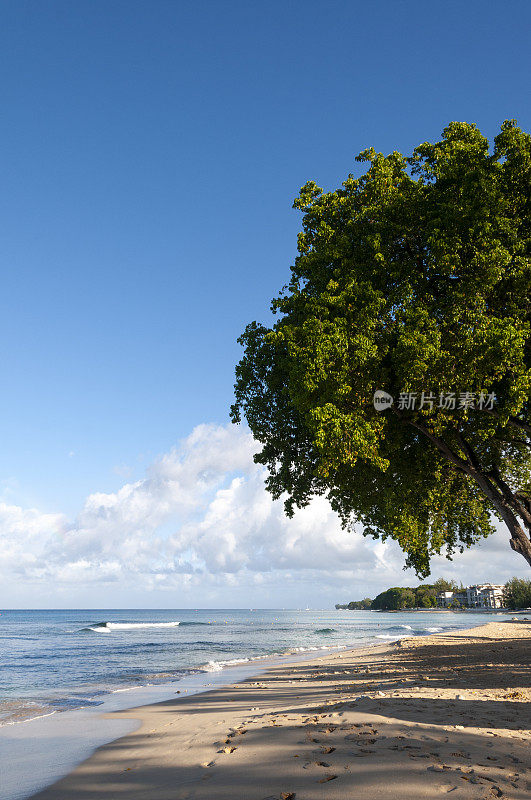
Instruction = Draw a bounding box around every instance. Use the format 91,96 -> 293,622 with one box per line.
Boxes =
30,620 -> 530,800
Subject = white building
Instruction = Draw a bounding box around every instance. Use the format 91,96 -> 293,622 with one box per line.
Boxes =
466,584 -> 505,609
436,591 -> 454,608
436,584 -> 505,609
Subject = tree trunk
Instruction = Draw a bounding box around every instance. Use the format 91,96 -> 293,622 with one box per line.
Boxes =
456,453 -> 531,569
508,521 -> 531,566
457,456 -> 531,568
399,413 -> 531,569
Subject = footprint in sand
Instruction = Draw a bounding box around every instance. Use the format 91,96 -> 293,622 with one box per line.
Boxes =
219,745 -> 237,754
227,729 -> 247,739
261,795 -> 296,800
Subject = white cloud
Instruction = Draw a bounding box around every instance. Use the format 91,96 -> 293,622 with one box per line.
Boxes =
0,423 -> 528,607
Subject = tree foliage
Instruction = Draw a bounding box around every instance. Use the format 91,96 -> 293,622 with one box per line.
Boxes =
232,121 -> 531,575
414,584 -> 437,608
503,577 -> 531,609
371,587 -> 417,610
370,584 -> 437,610
335,597 -> 372,610
433,578 -> 458,594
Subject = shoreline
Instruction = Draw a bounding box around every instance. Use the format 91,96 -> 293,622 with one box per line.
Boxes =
4,607 -> 494,731
0,641 -> 361,729
1,635 -> 401,800
1,608 -> 519,730
27,619 -> 531,799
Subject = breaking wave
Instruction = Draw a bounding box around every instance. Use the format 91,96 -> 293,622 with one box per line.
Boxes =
203,657 -> 251,672
82,621 -> 182,633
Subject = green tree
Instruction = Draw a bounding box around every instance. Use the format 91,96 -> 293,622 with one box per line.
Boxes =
232,121 -> 531,575
503,577 -> 531,609
371,587 -> 416,610
414,584 -> 436,607
344,597 -> 372,610
433,578 -> 458,594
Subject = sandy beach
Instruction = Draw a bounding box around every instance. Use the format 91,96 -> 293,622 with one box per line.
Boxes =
29,620 -> 530,800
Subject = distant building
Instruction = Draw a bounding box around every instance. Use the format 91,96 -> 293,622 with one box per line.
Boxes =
436,591 -> 454,608
436,584 -> 505,609
452,590 -> 469,608
466,584 -> 505,609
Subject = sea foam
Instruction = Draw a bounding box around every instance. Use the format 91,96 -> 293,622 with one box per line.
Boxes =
203,657 -> 251,672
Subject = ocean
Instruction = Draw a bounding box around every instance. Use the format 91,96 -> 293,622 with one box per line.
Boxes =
0,607 -> 511,799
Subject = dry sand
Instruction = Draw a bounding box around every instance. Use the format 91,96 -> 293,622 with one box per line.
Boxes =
30,620 -> 530,800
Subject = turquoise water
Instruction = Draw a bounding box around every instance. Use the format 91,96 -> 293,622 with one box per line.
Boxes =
0,607 -> 509,726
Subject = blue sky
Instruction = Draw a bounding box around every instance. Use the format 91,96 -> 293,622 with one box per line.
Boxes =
1,1 -> 530,607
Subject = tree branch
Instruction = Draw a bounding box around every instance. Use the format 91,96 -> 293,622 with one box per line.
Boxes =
391,409 -> 470,475
483,409 -> 531,438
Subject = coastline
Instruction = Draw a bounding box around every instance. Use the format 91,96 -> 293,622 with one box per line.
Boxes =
28,620 -> 530,799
